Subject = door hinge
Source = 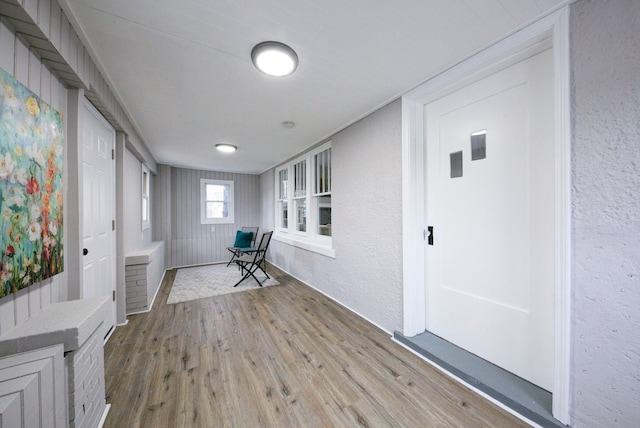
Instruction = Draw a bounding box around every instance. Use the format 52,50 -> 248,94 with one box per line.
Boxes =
112,219 -> 115,231
112,290 -> 116,301
427,226 -> 434,245
112,149 -> 115,160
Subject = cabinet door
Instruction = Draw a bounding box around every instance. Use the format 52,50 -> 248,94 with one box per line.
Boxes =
0,345 -> 66,427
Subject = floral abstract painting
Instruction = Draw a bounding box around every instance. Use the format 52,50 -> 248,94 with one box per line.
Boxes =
0,67 -> 64,298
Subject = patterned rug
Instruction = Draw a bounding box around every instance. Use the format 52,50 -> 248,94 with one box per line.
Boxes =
167,263 -> 279,304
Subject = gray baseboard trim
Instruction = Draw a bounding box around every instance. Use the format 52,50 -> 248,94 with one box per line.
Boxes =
393,330 -> 567,428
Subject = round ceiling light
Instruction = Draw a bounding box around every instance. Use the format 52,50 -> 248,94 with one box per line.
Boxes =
215,144 -> 237,153
251,41 -> 298,77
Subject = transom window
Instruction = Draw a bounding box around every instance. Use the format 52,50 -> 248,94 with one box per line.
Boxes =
275,142 -> 332,256
200,179 -> 234,224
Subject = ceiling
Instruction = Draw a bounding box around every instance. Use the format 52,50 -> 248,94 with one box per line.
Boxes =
61,0 -> 564,174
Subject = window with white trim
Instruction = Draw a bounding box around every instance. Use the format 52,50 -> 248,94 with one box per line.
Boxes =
200,179 -> 234,224
141,165 -> 151,230
314,146 -> 331,237
277,169 -> 288,230
293,159 -> 307,233
275,142 -> 332,256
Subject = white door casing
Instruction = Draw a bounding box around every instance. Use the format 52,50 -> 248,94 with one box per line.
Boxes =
425,49 -> 554,391
81,99 -> 116,339
401,7 -> 571,424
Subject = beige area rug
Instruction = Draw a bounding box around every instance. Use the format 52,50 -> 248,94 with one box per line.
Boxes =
167,263 -> 279,304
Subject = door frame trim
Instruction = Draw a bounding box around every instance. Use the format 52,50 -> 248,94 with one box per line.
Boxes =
400,7 -> 571,424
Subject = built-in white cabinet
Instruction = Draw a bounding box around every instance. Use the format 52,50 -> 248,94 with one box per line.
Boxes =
0,345 -> 67,427
125,241 -> 165,314
0,297 -> 110,427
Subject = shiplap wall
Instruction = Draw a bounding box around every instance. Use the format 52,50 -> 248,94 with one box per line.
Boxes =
0,0 -> 156,173
0,19 -> 67,336
155,166 -> 261,267
0,0 -> 158,335
153,164 -> 172,267
123,148 -> 152,253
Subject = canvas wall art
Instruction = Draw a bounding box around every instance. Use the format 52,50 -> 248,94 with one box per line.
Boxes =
0,67 -> 64,298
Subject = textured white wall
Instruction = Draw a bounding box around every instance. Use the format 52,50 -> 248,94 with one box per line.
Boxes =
259,168 -> 274,238
266,100 -> 403,332
571,0 -> 640,425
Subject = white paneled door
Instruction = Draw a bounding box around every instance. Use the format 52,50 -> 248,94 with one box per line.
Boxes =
82,99 -> 116,339
425,49 -> 555,391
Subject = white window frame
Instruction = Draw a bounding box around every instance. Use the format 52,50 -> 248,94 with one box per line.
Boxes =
292,158 -> 308,236
312,145 -> 332,244
200,178 -> 235,224
274,141 -> 334,258
276,167 -> 289,232
141,164 -> 151,230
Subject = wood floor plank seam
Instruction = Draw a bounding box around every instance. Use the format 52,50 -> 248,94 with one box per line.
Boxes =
103,265 -> 529,428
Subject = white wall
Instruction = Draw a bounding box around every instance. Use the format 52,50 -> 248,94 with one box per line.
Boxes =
261,3 -> 640,424
123,148 -> 152,254
570,0 -> 640,425
0,20 -> 68,335
264,100 -> 403,332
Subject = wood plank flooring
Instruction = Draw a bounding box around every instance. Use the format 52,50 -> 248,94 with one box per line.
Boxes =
104,265 -> 529,427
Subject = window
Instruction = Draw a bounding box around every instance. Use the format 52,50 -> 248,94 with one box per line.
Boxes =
274,142 -> 333,257
293,159 -> 307,232
277,168 -> 288,230
200,179 -> 234,224
141,165 -> 151,230
314,147 -> 331,237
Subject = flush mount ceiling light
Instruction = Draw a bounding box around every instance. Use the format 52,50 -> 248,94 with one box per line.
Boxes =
251,41 -> 298,77
215,144 -> 237,153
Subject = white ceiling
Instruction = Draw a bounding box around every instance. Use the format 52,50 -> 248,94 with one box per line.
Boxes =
62,0 -> 564,174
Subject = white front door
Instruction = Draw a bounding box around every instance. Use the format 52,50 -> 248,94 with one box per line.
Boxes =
425,49 -> 554,391
81,99 -> 116,339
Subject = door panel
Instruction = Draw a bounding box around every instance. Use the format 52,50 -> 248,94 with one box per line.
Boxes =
81,100 -> 116,339
425,49 -> 554,390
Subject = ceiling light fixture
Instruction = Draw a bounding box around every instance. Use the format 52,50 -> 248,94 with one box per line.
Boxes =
282,121 -> 296,129
251,41 -> 298,77
215,144 -> 237,153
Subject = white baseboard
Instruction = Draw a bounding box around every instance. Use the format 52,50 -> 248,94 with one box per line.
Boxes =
268,261 -> 392,336
171,261 -> 227,270
98,403 -> 111,428
147,269 -> 166,310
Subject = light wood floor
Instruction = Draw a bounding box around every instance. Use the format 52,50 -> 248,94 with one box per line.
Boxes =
104,265 -> 528,427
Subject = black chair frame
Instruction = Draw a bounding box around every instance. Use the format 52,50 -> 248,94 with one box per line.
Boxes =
233,231 -> 273,287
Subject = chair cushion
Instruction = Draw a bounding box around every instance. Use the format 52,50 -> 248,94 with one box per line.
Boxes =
233,230 -> 253,248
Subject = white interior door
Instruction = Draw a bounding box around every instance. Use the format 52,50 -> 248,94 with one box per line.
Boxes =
82,99 -> 116,339
425,49 -> 555,391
